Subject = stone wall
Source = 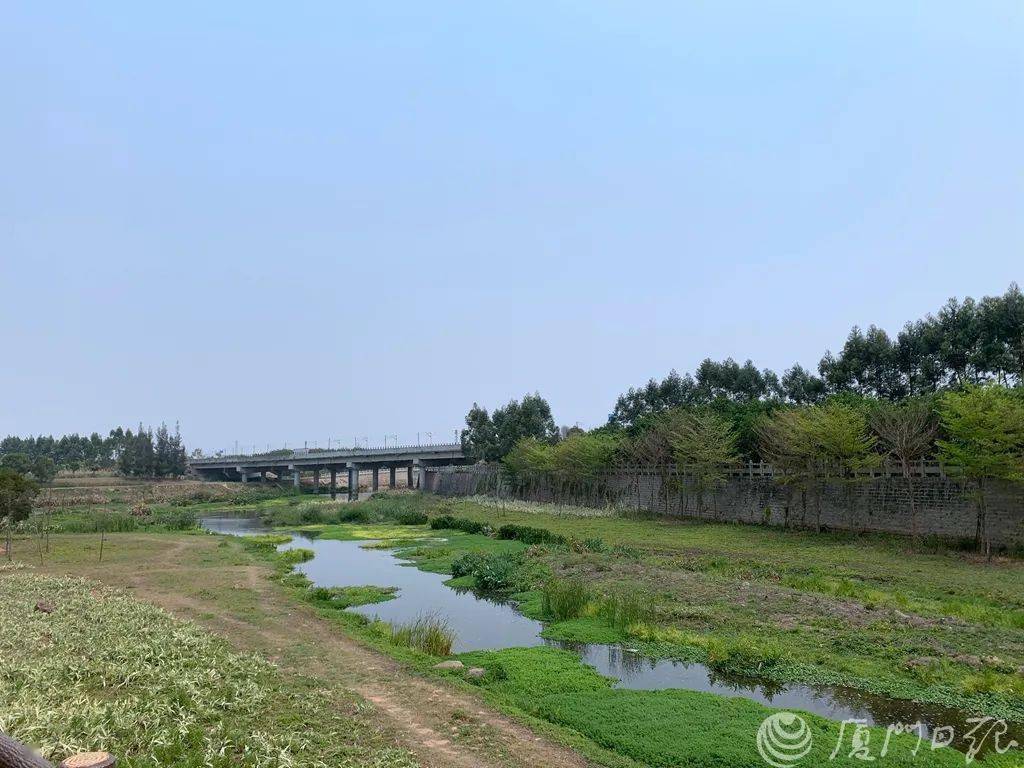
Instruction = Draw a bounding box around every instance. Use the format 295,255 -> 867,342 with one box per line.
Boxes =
425,467 -> 1024,549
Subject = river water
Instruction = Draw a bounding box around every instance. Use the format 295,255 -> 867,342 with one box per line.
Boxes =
201,516 -> 1022,753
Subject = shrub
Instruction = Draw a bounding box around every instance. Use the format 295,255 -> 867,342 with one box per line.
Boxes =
338,506 -> 370,523
497,524 -> 566,546
450,551 -> 526,592
429,515 -> 487,535
396,511 -> 428,525
541,578 -> 592,620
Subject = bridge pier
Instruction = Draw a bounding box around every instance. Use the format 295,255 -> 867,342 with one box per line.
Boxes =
330,468 -> 337,500
293,469 -> 301,488
389,466 -> 396,489
313,468 -> 321,494
372,467 -> 379,493
347,463 -> 359,502
406,465 -> 413,488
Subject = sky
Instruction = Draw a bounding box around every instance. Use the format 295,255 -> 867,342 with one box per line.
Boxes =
2,2 -> 1022,453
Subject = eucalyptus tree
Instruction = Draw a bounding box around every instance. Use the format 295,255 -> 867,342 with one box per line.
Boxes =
461,403 -> 497,461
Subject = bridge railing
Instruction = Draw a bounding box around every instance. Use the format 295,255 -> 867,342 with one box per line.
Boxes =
189,442 -> 463,465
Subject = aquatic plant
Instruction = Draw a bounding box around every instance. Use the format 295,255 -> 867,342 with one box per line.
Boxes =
597,590 -> 651,632
307,584 -> 398,609
383,612 -> 455,656
541,578 -> 592,620
450,550 -> 526,592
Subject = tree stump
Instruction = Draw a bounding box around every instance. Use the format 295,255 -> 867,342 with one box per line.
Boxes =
58,755 -> 116,768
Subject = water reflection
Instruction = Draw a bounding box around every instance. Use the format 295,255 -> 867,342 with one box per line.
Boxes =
199,516 -> 269,535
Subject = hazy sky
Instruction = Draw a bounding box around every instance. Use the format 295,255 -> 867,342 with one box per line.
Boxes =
3,3 -> 1022,453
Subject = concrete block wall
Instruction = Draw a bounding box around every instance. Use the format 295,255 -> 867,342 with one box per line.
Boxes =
428,468 -> 1024,548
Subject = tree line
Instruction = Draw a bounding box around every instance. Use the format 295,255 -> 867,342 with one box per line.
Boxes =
460,286 -> 1024,555
0,423 -> 188,480
609,283 -> 1024,426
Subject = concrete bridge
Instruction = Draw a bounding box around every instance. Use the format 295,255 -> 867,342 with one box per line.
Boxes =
189,443 -> 468,500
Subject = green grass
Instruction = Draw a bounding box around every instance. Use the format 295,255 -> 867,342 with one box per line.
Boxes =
63,489 -> 1023,768
455,646 -> 612,705
0,565 -> 417,768
307,584 -> 398,608
266,495 -> 1024,726
48,508 -> 200,532
423,496 -> 1024,722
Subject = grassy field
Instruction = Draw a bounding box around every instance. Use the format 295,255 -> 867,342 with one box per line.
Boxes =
248,492 -> 1024,767
410,496 -> 1024,716
5,500 -> 595,768
10,487 -> 1024,768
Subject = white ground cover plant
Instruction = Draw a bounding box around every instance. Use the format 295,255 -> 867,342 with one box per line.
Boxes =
0,567 -> 417,768
466,495 -> 623,518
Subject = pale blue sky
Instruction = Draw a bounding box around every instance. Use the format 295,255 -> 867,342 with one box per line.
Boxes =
2,2 -> 1022,452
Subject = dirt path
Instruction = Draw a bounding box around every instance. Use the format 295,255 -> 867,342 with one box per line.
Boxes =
44,534 -> 594,768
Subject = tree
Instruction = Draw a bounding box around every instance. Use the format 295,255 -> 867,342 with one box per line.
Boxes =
30,456 -> 57,484
781,364 -> 827,405
461,403 -> 497,461
0,452 -> 32,475
662,409 -> 738,515
871,399 -> 937,544
608,370 -> 698,429
937,385 -> 1024,558
551,433 -> 620,482
757,408 -> 818,527
501,437 -> 555,478
758,403 -> 877,531
120,425 -> 156,477
491,393 -> 557,458
0,468 -> 38,560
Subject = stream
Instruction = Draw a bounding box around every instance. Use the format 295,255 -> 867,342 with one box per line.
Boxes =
201,516 -> 1023,754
